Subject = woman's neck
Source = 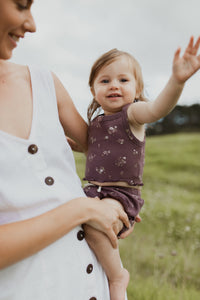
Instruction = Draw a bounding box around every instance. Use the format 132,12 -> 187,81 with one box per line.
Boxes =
0,61 -> 18,78
0,60 -> 11,74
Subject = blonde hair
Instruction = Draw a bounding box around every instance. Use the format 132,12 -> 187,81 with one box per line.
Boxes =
87,48 -> 147,122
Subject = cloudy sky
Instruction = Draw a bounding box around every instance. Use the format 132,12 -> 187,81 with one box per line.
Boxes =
12,0 -> 200,119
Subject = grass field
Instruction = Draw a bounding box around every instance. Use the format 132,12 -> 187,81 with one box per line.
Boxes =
73,133 -> 200,300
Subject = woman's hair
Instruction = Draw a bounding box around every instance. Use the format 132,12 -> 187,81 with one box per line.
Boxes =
87,48 -> 147,122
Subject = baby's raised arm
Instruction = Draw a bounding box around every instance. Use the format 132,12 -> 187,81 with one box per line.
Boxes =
128,36 -> 200,126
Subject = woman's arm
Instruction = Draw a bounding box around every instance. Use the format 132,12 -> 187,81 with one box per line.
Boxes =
0,197 -> 129,270
66,136 -> 85,153
52,72 -> 88,152
128,36 -> 200,126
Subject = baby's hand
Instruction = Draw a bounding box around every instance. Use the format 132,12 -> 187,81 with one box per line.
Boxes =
172,36 -> 200,84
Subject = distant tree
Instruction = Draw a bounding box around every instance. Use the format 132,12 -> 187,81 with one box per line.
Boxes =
146,104 -> 200,136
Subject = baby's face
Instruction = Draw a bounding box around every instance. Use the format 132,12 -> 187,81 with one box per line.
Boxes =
91,56 -> 138,115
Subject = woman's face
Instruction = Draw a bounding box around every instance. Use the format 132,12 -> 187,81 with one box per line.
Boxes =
0,0 -> 36,60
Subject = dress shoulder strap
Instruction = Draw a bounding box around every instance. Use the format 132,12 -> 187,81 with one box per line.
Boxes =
28,65 -> 58,111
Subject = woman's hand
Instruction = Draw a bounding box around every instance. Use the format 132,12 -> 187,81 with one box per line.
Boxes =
172,36 -> 200,84
86,197 -> 130,249
66,136 -> 85,153
119,214 -> 141,239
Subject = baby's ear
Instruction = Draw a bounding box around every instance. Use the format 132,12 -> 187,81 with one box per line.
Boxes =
90,87 -> 95,97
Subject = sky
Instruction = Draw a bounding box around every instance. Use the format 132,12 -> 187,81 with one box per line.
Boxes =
12,0 -> 200,120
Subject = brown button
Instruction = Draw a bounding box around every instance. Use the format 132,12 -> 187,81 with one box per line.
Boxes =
86,264 -> 93,274
89,298 -> 97,300
45,177 -> 54,185
28,144 -> 38,154
77,230 -> 85,241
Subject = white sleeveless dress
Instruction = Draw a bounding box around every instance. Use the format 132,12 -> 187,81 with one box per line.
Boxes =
0,66 -> 110,300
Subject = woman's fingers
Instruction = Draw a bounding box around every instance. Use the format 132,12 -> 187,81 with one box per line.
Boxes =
107,228 -> 118,248
119,214 -> 142,239
119,224 -> 135,239
102,197 -> 130,232
88,197 -> 132,247
118,209 -> 130,229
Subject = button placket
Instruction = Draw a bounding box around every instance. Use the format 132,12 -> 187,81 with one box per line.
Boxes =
27,143 -> 54,185
27,142 -> 47,171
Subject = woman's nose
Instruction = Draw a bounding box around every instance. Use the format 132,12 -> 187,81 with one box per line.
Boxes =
23,11 -> 37,33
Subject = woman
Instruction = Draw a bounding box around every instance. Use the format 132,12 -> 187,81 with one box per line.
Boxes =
0,1 -> 134,299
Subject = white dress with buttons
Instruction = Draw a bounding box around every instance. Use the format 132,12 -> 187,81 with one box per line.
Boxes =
0,66 -> 117,300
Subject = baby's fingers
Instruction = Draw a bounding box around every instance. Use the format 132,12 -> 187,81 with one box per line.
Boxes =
135,214 -> 142,223
173,47 -> 181,64
185,36 -> 200,55
193,36 -> 200,55
186,36 -> 194,52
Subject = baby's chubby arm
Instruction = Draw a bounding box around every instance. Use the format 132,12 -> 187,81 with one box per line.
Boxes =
128,36 -> 200,126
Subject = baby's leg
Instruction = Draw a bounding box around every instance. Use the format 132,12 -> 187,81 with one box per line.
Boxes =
84,198 -> 129,300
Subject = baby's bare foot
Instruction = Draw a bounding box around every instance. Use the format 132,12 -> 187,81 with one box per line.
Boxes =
109,268 -> 129,300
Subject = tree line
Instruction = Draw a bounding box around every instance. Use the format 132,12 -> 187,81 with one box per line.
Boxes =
146,103 -> 200,136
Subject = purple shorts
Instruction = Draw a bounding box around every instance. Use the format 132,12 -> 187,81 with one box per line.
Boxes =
83,184 -> 144,234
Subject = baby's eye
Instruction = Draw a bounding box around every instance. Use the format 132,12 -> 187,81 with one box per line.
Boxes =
120,78 -> 128,82
101,79 -> 109,83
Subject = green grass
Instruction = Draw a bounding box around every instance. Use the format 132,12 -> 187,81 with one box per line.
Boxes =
73,133 -> 200,300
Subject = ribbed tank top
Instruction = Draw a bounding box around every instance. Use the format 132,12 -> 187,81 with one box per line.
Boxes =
85,104 -> 145,186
